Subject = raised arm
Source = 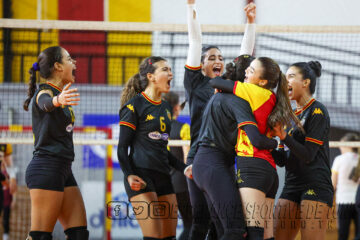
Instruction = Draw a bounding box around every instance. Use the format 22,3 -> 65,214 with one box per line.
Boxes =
186,0 -> 202,67
239,3 -> 256,56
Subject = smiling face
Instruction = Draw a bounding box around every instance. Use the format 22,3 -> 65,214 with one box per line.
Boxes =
148,60 -> 173,94
244,59 -> 265,85
61,48 -> 76,84
286,66 -> 308,101
201,48 -> 224,78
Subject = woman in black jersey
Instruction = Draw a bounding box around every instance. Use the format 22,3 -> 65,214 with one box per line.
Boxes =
23,46 -> 88,240
184,1 -> 256,239
271,61 -> 334,240
163,91 -> 192,240
118,57 -> 190,240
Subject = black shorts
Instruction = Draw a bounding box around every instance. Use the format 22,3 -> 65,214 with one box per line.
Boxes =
26,155 -> 77,192
124,168 -> 174,199
236,157 -> 278,199
280,184 -> 334,207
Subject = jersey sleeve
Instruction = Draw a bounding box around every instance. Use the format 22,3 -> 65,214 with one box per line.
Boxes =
184,67 -> 203,96
180,123 -> 191,140
119,99 -> 138,131
186,3 -> 202,68
304,106 -> 329,146
227,96 -> 256,127
5,144 -> 12,156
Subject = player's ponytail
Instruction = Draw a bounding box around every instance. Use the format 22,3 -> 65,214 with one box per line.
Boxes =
23,65 -> 38,111
120,73 -> 142,107
120,56 -> 167,107
223,54 -> 255,82
267,71 -> 302,131
23,46 -> 63,111
256,57 -> 302,131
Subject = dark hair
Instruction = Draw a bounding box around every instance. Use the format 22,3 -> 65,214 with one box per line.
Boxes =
223,54 -> 255,82
162,91 -> 179,109
256,57 -> 302,130
23,46 -> 63,111
120,56 -> 166,107
201,45 -> 220,63
341,132 -> 360,153
290,61 -> 322,94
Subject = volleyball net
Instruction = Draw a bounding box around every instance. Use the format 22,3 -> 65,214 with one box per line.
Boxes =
0,19 -> 360,239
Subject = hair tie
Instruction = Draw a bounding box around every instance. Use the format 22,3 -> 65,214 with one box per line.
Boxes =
32,62 -> 40,71
148,59 -> 152,65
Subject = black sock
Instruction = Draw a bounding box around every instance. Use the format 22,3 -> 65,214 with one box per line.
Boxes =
28,231 -> 52,240
247,226 -> 264,240
64,226 -> 89,240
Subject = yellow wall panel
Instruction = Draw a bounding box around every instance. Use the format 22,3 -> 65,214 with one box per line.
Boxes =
12,0 -> 37,19
108,0 -> 152,85
42,0 -> 58,20
109,0 -> 151,22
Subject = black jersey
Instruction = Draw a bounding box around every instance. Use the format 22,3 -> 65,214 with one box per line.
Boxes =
283,99 -> 332,190
119,92 -> 173,174
197,93 -> 256,164
183,66 -> 214,163
32,83 -> 75,161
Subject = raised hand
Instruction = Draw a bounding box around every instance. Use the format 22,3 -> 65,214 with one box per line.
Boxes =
127,175 -> 147,191
56,83 -> 80,106
244,2 -> 256,24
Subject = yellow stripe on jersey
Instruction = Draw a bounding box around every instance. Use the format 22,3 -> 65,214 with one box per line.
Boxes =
305,137 -> 323,145
233,81 -> 273,112
237,121 -> 257,128
119,121 -> 136,130
185,65 -> 201,71
180,123 -> 191,140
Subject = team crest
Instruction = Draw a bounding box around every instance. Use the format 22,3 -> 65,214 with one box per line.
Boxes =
127,104 -> 135,112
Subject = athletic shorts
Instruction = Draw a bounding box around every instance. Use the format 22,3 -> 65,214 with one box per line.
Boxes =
236,157 -> 279,199
280,184 -> 334,207
26,155 -> 77,192
124,168 -> 174,199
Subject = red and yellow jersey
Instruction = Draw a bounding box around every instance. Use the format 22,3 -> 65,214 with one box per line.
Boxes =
233,81 -> 277,168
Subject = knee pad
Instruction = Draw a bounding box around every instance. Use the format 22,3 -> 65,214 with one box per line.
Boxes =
27,231 -> 52,240
64,226 -> 89,240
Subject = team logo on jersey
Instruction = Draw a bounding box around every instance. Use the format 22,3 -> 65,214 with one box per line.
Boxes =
66,123 -> 74,132
127,104 -> 135,112
305,189 -> 316,196
166,109 -> 172,120
237,169 -> 244,184
148,131 -> 169,141
312,108 -> 323,115
145,114 -> 155,121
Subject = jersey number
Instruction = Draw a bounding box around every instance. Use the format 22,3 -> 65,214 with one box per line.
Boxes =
160,117 -> 166,132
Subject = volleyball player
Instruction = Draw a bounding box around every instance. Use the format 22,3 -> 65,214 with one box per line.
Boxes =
184,0 -> 256,238
163,91 -> 192,240
118,56 -> 190,240
272,61 -> 334,240
23,46 -> 88,240
332,133 -> 360,240
211,57 -> 299,240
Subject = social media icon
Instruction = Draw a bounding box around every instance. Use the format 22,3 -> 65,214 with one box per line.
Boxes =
107,201 -> 127,220
150,201 -> 169,219
128,201 -> 149,220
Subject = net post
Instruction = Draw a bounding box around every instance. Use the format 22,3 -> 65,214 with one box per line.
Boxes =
103,127 -> 113,240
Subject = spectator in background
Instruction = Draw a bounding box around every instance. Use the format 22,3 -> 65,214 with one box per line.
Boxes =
332,132 -> 360,240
